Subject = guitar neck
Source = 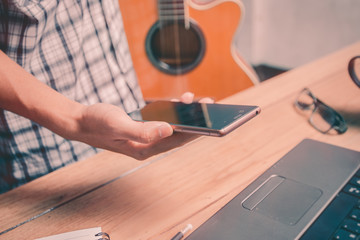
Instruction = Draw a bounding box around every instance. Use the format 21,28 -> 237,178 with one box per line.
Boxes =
158,0 -> 186,23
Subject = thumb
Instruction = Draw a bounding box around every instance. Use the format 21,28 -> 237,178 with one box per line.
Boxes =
127,121 -> 173,144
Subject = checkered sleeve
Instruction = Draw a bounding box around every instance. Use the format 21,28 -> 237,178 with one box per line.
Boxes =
0,0 -> 145,193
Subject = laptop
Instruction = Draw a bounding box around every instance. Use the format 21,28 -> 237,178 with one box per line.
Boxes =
186,139 -> 360,240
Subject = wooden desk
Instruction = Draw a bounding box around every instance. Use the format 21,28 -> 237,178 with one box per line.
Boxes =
1,42 -> 359,240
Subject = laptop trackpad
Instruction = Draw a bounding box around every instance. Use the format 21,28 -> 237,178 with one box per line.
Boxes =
242,175 -> 322,225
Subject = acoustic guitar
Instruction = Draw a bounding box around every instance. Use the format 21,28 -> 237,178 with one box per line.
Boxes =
118,0 -> 259,100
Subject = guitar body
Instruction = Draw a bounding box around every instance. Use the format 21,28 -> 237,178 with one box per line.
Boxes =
118,0 -> 258,100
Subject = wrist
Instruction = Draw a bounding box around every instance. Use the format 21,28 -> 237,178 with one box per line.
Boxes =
45,100 -> 86,141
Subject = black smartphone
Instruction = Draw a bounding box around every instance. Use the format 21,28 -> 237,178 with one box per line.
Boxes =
128,101 -> 260,137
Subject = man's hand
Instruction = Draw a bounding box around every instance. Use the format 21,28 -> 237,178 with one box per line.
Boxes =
0,50 -> 213,160
75,92 -> 214,160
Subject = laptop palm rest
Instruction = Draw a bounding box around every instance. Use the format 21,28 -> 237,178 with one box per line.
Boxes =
186,139 -> 360,240
242,175 -> 322,226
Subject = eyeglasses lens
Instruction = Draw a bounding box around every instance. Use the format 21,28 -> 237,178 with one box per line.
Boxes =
296,90 -> 314,110
310,104 -> 334,133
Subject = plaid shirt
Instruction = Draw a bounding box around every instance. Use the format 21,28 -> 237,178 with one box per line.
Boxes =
0,0 -> 145,193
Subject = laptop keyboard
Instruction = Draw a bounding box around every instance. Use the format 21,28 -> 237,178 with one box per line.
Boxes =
301,169 -> 360,240
332,172 -> 360,240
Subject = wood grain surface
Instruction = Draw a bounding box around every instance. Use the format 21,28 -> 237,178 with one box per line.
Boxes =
0,41 -> 359,240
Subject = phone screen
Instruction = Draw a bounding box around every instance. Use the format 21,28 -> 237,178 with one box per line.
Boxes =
129,101 -> 260,136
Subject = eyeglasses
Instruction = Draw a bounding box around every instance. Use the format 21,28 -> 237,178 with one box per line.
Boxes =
348,56 -> 360,88
294,88 -> 347,134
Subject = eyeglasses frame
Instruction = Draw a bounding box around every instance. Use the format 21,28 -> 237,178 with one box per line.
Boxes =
294,88 -> 347,134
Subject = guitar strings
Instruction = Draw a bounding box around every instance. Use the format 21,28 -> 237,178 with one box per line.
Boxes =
158,0 -> 188,96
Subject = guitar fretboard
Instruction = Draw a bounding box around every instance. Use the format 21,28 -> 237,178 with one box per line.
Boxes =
158,0 -> 185,22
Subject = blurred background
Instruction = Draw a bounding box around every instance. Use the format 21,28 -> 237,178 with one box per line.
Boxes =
119,0 -> 360,99
234,0 -> 360,81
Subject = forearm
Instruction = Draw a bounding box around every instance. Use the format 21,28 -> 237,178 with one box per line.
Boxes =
0,50 -> 84,139
0,51 -> 193,159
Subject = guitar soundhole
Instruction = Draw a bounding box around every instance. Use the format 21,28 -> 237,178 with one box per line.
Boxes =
146,20 -> 205,75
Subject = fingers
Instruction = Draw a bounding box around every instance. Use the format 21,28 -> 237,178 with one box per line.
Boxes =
179,92 -> 195,104
124,120 -> 173,144
198,97 -> 215,104
176,92 -> 215,104
122,132 -> 199,160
